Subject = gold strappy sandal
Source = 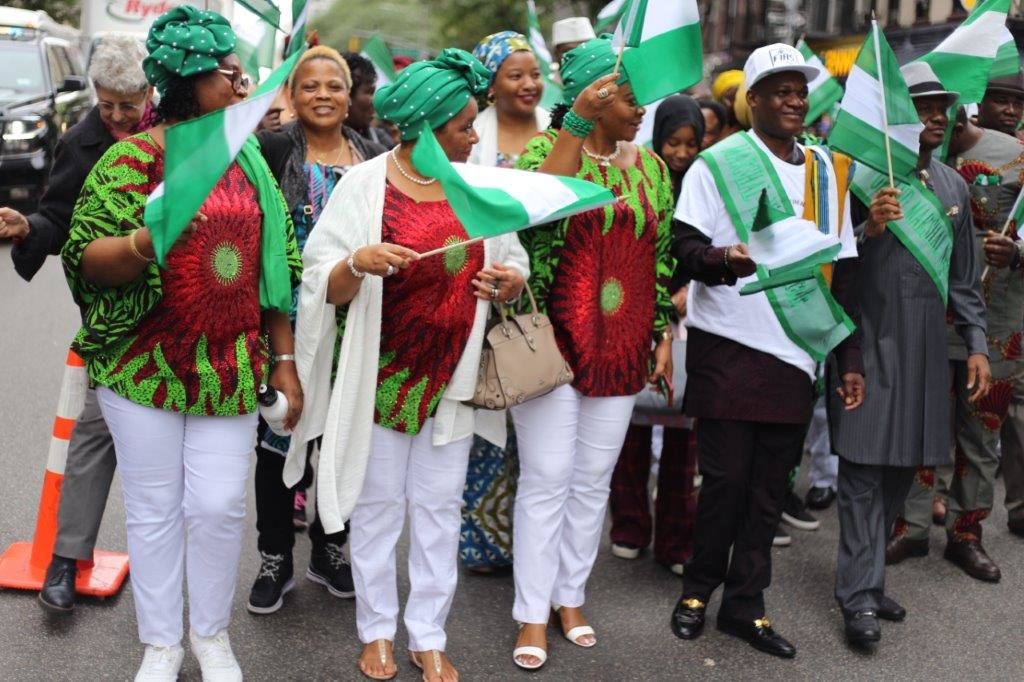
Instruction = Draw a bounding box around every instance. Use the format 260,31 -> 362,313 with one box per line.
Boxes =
409,649 -> 452,682
359,639 -> 397,681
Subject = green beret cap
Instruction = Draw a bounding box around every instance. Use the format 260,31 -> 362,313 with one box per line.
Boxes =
374,48 -> 490,141
560,35 -> 629,106
143,6 -> 236,96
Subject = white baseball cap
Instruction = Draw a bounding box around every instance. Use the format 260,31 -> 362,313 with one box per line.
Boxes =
552,17 -> 596,47
743,43 -> 820,90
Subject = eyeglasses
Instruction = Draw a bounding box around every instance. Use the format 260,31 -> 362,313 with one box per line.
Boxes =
215,68 -> 252,92
98,100 -> 146,115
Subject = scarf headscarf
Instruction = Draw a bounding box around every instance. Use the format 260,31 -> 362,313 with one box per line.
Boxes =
653,95 -> 705,200
472,31 -> 532,81
711,69 -> 743,102
143,6 -> 236,96
374,48 -> 490,141
559,35 -> 629,105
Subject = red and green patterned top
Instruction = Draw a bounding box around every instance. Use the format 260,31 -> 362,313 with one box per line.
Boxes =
374,182 -> 485,435
516,130 -> 675,397
62,133 -> 302,416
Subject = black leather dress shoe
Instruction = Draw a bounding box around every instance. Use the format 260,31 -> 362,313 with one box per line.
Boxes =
805,486 -> 836,510
717,616 -> 796,658
885,535 -> 928,565
1007,514 -> 1024,538
843,609 -> 881,644
876,595 -> 906,622
39,555 -> 77,612
944,539 -> 1001,582
670,597 -> 706,640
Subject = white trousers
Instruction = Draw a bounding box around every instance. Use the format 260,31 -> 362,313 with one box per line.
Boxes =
349,422 -> 471,651
511,385 -> 636,623
97,387 -> 256,647
804,396 -> 838,490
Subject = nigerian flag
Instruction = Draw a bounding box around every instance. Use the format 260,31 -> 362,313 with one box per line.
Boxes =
612,0 -> 703,105
234,5 -> 276,83
526,0 -> 563,110
362,34 -> 396,86
286,0 -> 308,57
143,51 -> 303,264
595,0 -> 627,32
235,0 -> 281,30
796,39 -> 843,125
828,21 -> 923,181
410,124 -> 615,238
915,0 -> 1019,104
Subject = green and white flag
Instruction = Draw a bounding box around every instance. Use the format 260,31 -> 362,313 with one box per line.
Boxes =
525,0 -> 563,110
914,0 -> 1018,104
829,21 -> 923,181
796,39 -> 843,125
234,5 -> 277,83
362,34 -> 396,86
286,0 -> 308,58
144,51 -> 303,264
410,125 -> 615,239
235,0 -> 282,30
612,0 -> 703,105
595,0 -> 627,32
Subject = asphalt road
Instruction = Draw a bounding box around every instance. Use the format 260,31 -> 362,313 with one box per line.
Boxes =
2,243 -> 1023,681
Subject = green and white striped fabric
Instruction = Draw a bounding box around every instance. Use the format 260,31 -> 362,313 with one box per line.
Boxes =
796,39 -> 843,125
361,34 -> 396,87
410,125 -> 615,239
525,0 -> 563,110
287,0 -> 308,58
829,23 -> 923,180
595,0 -> 627,32
612,0 -> 703,105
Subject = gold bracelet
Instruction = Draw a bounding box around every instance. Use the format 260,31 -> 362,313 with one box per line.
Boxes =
128,228 -> 154,263
659,328 -> 673,343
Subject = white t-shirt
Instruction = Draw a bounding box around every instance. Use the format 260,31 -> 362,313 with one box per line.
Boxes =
674,132 -> 857,379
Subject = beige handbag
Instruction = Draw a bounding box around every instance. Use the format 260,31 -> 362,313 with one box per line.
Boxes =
467,283 -> 574,410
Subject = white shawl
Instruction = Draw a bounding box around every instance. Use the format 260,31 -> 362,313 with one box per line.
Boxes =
469,105 -> 551,168
286,153 -> 531,534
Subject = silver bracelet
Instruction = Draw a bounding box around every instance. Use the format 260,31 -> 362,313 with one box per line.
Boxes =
273,353 -> 295,363
347,246 -> 366,279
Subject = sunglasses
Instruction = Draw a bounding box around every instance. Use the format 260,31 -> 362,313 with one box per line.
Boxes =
215,68 -> 252,92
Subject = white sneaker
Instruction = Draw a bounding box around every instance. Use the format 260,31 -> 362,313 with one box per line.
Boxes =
135,644 -> 184,682
189,629 -> 243,681
668,563 -> 684,576
611,543 -> 641,559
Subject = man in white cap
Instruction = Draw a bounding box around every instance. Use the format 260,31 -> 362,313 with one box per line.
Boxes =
829,61 -> 989,645
551,17 -> 596,66
669,43 -> 869,658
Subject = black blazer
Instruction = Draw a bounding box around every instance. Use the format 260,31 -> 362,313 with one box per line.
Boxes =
12,106 -> 116,282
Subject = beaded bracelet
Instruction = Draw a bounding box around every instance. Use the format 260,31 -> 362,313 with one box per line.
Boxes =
348,246 -> 366,279
563,109 -> 595,139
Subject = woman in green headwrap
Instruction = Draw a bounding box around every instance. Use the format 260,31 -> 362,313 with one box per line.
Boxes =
288,48 -> 529,681
60,7 -> 301,680
508,36 -> 675,670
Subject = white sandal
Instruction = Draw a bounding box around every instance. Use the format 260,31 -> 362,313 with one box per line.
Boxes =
552,605 -> 597,648
513,623 -> 548,670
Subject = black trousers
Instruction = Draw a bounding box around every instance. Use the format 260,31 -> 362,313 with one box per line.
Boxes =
254,438 -> 347,556
681,418 -> 806,620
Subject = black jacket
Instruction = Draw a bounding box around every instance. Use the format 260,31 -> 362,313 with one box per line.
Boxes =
11,106 -> 115,282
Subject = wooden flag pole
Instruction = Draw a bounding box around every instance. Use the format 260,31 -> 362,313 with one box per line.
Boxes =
870,14 -> 897,188
418,236 -> 484,259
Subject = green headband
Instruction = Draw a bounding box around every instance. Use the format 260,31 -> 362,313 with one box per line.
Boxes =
560,35 -> 629,105
143,6 -> 236,96
374,48 -> 490,141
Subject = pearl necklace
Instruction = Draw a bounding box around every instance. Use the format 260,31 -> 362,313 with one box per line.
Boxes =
582,141 -> 622,167
390,148 -> 436,185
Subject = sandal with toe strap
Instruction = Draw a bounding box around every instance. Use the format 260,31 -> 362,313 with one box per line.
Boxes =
409,649 -> 449,682
551,605 -> 596,648
513,623 -> 548,671
359,639 -> 397,681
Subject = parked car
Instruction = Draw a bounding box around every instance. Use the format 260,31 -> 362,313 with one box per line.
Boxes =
0,8 -> 91,214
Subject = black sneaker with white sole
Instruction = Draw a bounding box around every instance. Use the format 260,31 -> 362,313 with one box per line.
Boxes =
781,492 -> 821,531
248,551 -> 295,614
307,542 -> 355,598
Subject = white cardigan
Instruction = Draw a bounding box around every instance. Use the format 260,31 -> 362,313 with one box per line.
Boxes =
286,153 -> 531,534
469,105 -> 551,168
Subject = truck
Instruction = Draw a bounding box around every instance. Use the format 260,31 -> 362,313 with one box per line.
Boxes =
80,0 -> 232,61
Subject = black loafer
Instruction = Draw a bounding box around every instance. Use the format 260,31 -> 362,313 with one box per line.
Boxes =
717,615 -> 796,658
843,609 -> 881,644
877,595 -> 906,622
670,597 -> 706,640
805,486 -> 836,510
39,555 -> 77,612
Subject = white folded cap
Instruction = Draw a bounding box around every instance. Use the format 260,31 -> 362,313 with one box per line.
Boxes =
552,17 -> 596,47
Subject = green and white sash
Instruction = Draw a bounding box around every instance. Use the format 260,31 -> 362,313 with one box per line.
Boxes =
849,165 -> 953,302
701,132 -> 855,361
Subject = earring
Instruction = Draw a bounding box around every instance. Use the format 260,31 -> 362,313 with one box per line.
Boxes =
486,91 -> 496,105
